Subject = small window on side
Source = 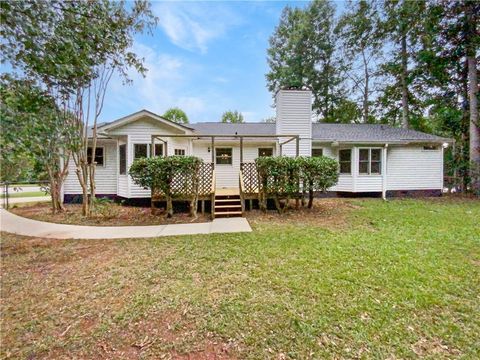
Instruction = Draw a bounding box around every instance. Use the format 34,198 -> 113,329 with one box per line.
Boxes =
119,144 -> 126,175
216,148 -> 232,165
134,144 -> 148,159
258,148 -> 273,157
87,147 -> 104,166
339,149 -> 351,174
154,143 -> 163,157
174,148 -> 186,156
312,148 -> 323,157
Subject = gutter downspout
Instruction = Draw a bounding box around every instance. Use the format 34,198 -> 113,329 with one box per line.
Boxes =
382,144 -> 388,200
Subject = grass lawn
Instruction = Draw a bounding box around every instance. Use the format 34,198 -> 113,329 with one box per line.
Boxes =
0,191 -> 48,199
1,198 -> 479,359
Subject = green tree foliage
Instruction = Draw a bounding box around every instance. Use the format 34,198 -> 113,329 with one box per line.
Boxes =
255,156 -> 339,213
163,107 -> 189,124
221,110 -> 244,123
337,0 -> 382,123
0,0 -> 157,215
297,156 -> 339,208
0,75 -> 77,212
266,0 -> 346,121
129,156 -> 202,217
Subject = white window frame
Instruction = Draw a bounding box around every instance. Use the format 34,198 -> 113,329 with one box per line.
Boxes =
119,144 -> 127,175
174,148 -> 186,156
87,146 -> 105,167
358,147 -> 382,176
215,147 -> 233,165
133,143 -> 150,160
339,148 -> 352,175
258,147 -> 274,157
153,143 -> 164,157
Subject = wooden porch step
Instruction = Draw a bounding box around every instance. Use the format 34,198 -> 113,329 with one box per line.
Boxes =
214,211 -> 243,218
215,204 -> 242,210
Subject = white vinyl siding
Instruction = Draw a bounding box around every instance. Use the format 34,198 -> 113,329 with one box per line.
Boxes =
276,90 -> 312,157
387,145 -> 443,190
64,139 -> 117,195
192,141 -> 277,188
108,117 -> 190,198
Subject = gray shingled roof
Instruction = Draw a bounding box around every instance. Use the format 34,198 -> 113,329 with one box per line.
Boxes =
311,123 -> 451,143
189,122 -> 451,143
91,115 -> 451,143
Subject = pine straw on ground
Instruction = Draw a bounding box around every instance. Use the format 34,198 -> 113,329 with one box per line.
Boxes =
10,202 -> 211,226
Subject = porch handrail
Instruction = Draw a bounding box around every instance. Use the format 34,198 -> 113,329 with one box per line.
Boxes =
239,171 -> 246,215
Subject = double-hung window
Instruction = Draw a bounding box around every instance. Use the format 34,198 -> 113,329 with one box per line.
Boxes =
119,144 -> 127,175
359,148 -> 381,175
339,149 -> 352,174
87,147 -> 104,166
134,144 -> 148,159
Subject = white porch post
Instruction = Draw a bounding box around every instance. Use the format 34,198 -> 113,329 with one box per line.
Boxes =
382,144 -> 388,200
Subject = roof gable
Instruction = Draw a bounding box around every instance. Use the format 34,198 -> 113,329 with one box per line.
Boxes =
99,109 -> 193,134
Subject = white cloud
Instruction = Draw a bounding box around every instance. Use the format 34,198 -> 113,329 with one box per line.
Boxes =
103,42 -> 233,122
154,2 -> 242,53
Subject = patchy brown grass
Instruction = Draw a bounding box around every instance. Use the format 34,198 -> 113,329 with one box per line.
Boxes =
2,198 -> 479,359
10,202 -> 211,226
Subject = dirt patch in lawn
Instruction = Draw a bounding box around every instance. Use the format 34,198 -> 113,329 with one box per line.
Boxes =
10,202 -> 211,226
246,198 -> 361,230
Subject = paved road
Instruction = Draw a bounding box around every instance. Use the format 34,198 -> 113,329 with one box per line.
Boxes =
2,196 -> 51,206
0,208 -> 252,239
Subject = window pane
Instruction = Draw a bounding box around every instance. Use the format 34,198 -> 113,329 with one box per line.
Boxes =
312,148 -> 323,157
339,149 -> 351,162
359,162 -> 369,174
359,149 -> 369,161
371,161 -> 381,174
134,144 -> 148,159
216,148 -> 232,165
258,148 -> 273,157
174,149 -> 185,156
154,144 -> 163,157
87,147 -> 104,165
371,149 -> 381,161
119,144 -> 126,175
340,162 -> 351,174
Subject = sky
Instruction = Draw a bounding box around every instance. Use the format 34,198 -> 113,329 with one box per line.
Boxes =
101,1 -> 316,124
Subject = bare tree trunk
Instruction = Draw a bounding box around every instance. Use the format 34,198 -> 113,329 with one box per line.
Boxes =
400,33 -> 409,129
362,50 -> 369,123
466,1 -> 479,193
308,181 -> 314,209
166,195 -> 173,218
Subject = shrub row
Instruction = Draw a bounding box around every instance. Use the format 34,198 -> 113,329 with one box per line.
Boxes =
255,155 -> 339,213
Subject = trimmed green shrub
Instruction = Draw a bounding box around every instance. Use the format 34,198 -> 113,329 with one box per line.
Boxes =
255,156 -> 301,213
297,156 -> 339,208
255,155 -> 339,213
129,156 -> 202,217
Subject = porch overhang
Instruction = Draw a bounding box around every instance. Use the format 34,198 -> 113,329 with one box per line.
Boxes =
150,133 -> 301,164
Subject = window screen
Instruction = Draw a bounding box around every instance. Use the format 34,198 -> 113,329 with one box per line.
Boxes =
119,144 -> 126,175
87,147 -> 104,166
339,149 -> 351,174
216,148 -> 232,165
312,148 -> 323,157
134,144 -> 148,159
258,148 -> 273,157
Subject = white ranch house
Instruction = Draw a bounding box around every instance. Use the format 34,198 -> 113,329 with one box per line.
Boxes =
63,89 -> 452,205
